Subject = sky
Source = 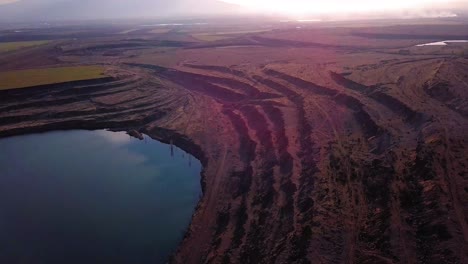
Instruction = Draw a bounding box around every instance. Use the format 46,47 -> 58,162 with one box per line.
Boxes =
0,0 -> 20,4
222,0 -> 464,15
0,0 -> 466,21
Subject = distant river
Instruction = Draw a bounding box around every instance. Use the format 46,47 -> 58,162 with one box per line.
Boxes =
0,130 -> 202,264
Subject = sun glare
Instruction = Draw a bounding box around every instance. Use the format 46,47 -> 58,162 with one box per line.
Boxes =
221,0 -> 452,15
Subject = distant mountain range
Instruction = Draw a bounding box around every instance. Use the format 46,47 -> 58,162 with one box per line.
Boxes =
0,0 -> 242,22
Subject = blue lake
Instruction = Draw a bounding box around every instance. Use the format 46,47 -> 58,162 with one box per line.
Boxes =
0,130 -> 202,264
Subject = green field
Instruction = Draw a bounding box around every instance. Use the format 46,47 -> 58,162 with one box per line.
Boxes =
0,41 -> 50,53
0,66 -> 107,90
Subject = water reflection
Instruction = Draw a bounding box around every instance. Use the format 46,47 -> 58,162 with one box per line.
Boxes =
0,130 -> 202,264
416,40 -> 468,46
95,130 -> 133,145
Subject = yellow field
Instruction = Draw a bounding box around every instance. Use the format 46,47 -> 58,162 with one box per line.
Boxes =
0,40 -> 50,53
0,66 -> 107,90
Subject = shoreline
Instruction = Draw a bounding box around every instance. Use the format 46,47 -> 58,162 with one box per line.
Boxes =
0,125 -> 209,264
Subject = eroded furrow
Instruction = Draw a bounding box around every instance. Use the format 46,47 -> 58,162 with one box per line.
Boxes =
330,71 -> 424,123
126,63 -> 263,100
183,64 -> 249,79
264,69 -> 383,140
264,69 -> 337,96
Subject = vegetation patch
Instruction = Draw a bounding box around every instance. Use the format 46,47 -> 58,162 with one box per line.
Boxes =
0,66 -> 106,90
0,40 -> 50,53
192,29 -> 271,41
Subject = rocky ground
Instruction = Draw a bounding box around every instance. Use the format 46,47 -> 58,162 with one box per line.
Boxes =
0,21 -> 467,264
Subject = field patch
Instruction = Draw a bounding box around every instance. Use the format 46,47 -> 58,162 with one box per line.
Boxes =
0,66 -> 107,90
191,29 -> 271,42
149,28 -> 171,34
0,41 -> 50,53
191,34 -> 234,42
210,29 -> 271,35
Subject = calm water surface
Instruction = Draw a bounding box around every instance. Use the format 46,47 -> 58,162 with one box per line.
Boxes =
0,130 -> 202,264
416,40 -> 468,46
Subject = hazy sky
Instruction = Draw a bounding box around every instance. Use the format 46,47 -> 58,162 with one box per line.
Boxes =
0,0 -> 20,4
0,0 -> 466,21
222,0 -> 464,15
